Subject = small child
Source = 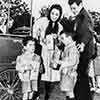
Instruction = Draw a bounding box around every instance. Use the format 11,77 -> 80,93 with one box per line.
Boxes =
54,31 -> 80,100
16,36 -> 43,100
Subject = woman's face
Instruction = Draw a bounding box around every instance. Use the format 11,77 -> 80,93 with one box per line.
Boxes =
50,8 -> 60,22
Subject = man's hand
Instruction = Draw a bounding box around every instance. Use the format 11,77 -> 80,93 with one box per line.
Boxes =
77,42 -> 85,52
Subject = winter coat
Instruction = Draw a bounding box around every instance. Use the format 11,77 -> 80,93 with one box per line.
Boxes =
33,17 -> 63,82
60,42 -> 80,91
74,8 -> 95,59
16,52 -> 41,82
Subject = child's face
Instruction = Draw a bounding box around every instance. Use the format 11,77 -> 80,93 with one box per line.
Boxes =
50,8 -> 60,22
24,40 -> 35,53
59,33 -> 71,45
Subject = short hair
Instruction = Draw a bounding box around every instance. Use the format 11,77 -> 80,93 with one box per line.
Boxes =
22,36 -> 37,46
60,30 -> 74,39
47,4 -> 62,22
68,0 -> 82,6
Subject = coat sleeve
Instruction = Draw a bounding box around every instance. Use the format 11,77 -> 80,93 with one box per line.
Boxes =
61,48 -> 79,69
32,17 -> 48,40
79,15 -> 94,45
32,19 -> 41,39
16,56 -> 24,73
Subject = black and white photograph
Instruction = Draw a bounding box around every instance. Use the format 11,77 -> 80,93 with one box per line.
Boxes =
0,0 -> 100,100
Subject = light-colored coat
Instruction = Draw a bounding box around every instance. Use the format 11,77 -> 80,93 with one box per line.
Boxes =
33,17 -> 63,41
60,42 -> 80,91
33,17 -> 63,82
16,52 -> 41,82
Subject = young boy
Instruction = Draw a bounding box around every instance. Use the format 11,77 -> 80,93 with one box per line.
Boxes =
54,31 -> 80,100
16,36 -> 43,100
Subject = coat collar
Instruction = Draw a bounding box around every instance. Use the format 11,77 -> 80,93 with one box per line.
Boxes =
64,41 -> 76,50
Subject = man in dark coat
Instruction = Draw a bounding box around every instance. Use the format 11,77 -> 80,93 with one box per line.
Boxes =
68,0 -> 96,100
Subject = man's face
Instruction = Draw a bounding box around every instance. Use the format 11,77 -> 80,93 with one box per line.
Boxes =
70,3 -> 82,16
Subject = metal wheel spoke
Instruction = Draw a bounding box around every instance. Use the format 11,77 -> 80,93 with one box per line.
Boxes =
0,69 -> 22,100
0,73 -> 9,88
7,71 -> 11,84
11,70 -> 16,85
0,82 -> 6,90
3,72 -> 8,82
13,79 -> 20,88
11,72 -> 18,87
11,95 -> 15,100
15,93 -> 22,100
0,91 -> 8,100
1,93 -> 9,100
0,79 -> 8,88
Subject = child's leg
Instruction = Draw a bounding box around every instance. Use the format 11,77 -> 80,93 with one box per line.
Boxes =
67,91 -> 75,98
31,76 -> 41,100
23,92 -> 28,100
29,91 -> 33,100
44,81 -> 51,100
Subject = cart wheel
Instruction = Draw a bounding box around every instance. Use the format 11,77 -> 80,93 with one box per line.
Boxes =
0,69 -> 22,100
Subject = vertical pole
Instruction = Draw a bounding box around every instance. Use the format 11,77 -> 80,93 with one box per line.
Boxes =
6,0 -> 10,34
30,0 -> 33,36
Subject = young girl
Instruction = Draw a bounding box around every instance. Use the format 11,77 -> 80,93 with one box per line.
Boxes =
54,31 -> 80,100
16,36 -> 42,100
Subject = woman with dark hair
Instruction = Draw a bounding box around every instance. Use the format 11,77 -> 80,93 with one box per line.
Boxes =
33,4 -> 63,100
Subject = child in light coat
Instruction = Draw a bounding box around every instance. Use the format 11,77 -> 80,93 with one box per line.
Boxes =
54,31 -> 80,100
16,36 -> 43,100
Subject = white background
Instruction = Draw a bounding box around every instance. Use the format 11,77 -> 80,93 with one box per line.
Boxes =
23,0 -> 100,18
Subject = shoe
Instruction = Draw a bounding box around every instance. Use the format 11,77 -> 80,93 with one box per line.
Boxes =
32,92 -> 40,100
66,96 -> 69,100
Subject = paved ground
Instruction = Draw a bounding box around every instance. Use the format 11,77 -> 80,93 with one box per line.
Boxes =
38,81 -> 66,100
37,81 -> 100,100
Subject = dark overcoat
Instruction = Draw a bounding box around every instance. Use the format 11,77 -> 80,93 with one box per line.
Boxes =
74,8 -> 95,100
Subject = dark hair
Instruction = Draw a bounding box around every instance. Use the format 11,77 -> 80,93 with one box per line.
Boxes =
45,4 -> 62,36
22,36 -> 37,46
60,30 -> 74,39
68,0 -> 82,6
47,4 -> 62,22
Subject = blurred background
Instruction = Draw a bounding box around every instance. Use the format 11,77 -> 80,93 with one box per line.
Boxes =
0,0 -> 100,36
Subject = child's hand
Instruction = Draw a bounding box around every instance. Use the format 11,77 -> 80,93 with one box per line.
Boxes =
39,65 -> 45,74
62,68 -> 68,74
54,59 -> 61,65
